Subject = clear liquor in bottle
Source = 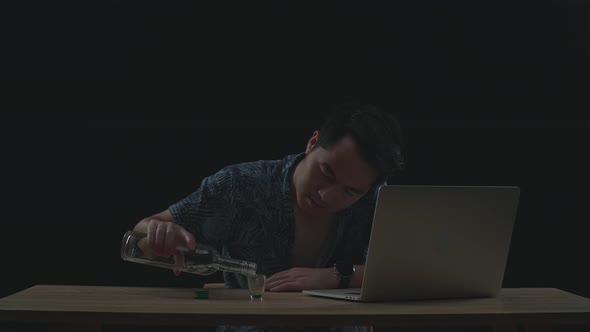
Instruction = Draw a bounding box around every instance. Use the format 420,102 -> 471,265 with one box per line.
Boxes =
121,230 -> 257,277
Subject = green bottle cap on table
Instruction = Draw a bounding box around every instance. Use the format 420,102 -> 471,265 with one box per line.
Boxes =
193,290 -> 209,299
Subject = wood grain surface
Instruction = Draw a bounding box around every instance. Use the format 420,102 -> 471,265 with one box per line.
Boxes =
1,285 -> 589,328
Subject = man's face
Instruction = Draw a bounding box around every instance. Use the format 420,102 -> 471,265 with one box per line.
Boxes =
292,131 -> 378,217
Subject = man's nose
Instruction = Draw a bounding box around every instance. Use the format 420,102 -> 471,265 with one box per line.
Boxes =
317,186 -> 340,204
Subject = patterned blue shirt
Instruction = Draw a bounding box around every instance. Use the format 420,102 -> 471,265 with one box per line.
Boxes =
169,153 -> 377,332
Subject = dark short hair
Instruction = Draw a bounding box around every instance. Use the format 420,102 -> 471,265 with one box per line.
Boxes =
315,103 -> 406,185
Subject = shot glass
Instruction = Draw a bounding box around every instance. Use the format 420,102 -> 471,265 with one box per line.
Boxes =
247,274 -> 266,300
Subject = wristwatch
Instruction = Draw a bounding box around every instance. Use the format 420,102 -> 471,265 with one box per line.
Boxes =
333,262 -> 355,289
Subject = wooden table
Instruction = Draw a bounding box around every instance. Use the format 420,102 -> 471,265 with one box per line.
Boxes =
1,285 -> 589,332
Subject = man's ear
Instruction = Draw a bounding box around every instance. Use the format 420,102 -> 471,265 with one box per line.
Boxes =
305,130 -> 320,154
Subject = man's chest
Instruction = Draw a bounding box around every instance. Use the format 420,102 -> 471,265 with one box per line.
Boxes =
289,214 -> 335,267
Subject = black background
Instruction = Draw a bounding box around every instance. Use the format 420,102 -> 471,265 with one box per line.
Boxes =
2,0 -> 590,330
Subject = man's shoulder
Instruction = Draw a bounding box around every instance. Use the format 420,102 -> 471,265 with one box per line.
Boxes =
215,154 -> 300,187
223,156 -> 286,175
203,154 -> 299,204
224,158 -> 280,175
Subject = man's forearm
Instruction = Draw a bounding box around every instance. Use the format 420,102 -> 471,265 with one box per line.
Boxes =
350,265 -> 365,288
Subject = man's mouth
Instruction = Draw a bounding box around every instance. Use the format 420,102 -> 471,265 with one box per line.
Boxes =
307,195 -> 325,209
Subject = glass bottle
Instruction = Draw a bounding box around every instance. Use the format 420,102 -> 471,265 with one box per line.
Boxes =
121,230 -> 257,277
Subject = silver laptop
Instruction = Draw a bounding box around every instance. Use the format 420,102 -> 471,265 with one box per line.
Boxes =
303,185 -> 520,302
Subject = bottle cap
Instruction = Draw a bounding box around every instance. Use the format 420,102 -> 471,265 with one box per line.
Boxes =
193,290 -> 209,299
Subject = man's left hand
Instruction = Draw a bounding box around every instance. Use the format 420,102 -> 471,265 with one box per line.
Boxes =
266,267 -> 338,292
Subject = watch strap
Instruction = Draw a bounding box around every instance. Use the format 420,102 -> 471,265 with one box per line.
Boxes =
333,263 -> 354,289
338,273 -> 352,289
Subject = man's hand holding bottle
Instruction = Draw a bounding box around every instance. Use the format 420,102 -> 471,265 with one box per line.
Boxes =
138,216 -> 196,276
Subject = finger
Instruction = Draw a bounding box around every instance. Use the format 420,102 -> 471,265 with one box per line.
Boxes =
173,251 -> 184,276
180,228 -> 196,251
174,251 -> 185,268
266,275 -> 296,290
155,223 -> 167,256
164,222 -> 176,256
146,220 -> 158,253
266,274 -> 290,285
267,269 -> 294,282
267,268 -> 309,283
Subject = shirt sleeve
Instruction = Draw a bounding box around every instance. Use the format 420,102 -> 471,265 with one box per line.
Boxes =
168,167 -> 236,250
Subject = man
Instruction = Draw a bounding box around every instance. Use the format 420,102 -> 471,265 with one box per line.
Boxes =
133,103 -> 405,331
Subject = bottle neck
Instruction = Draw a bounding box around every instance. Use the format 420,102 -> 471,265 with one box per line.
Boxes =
213,256 -> 257,277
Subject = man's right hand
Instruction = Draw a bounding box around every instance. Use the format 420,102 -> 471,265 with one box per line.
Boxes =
135,213 -> 196,276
